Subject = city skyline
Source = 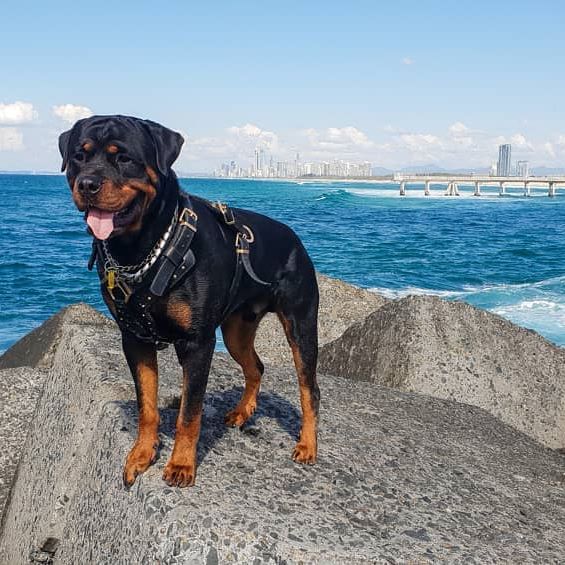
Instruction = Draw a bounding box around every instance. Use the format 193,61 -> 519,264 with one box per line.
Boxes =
2,2 -> 565,172
215,152 -> 372,179
214,142 -> 537,180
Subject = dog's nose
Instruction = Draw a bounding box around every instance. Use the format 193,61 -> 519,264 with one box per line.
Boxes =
77,175 -> 102,195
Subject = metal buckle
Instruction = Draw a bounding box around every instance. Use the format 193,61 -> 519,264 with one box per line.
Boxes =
235,232 -> 250,254
216,201 -> 235,225
179,208 -> 198,231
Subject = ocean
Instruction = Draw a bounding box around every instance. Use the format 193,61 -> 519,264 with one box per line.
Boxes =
0,174 -> 564,353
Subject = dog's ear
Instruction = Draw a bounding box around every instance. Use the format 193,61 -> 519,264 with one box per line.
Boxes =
58,128 -> 73,172
142,120 -> 184,176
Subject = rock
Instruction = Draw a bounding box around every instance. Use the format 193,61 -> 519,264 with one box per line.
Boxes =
319,295 -> 565,449
0,366 -> 46,515
0,305 -> 114,518
254,273 -> 387,366
0,302 -> 113,370
1,304 -> 565,563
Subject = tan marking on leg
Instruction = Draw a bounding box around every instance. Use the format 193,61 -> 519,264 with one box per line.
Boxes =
123,356 -> 160,486
162,411 -> 201,488
277,312 -> 319,464
222,313 -> 264,427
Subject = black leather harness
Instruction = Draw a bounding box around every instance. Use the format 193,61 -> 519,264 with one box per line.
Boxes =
88,193 -> 270,347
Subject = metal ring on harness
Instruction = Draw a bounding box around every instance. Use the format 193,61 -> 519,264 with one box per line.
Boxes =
242,224 -> 254,243
235,226 -> 255,248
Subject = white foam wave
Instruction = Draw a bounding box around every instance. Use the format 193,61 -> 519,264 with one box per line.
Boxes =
493,300 -> 565,342
368,274 -> 565,300
493,299 -> 565,319
368,286 -> 464,299
368,283 -> 565,345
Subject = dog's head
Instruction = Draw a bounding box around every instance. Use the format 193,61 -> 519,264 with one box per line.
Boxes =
59,115 -> 184,240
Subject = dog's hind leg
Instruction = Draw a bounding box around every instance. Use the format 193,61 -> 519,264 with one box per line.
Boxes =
221,309 -> 266,427
276,280 -> 320,464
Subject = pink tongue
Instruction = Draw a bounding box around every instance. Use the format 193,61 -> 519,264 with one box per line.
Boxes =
87,208 -> 115,240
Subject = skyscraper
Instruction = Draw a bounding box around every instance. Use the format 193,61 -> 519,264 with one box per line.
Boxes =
496,144 -> 512,176
254,148 -> 260,175
516,160 -> 529,177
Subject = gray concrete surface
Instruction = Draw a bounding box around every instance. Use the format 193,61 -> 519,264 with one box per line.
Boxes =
0,303 -> 113,370
319,295 -> 565,450
254,273 -> 387,366
1,304 -> 565,563
0,367 -> 46,516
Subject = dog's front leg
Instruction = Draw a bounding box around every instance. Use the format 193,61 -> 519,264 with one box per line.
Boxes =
163,335 -> 215,487
122,333 -> 160,487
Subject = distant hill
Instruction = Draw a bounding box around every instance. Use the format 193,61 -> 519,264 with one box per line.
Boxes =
372,165 -> 492,176
400,164 -> 446,174
371,166 -> 394,176
531,166 -> 565,176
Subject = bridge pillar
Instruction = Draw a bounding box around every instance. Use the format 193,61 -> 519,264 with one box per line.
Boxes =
474,181 -> 481,196
499,182 -> 506,196
444,182 -> 452,196
453,182 -> 460,196
399,181 -> 406,196
548,182 -> 556,197
524,182 -> 531,197
424,180 -> 431,196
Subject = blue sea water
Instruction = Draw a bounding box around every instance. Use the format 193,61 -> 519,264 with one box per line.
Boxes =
0,174 -> 564,353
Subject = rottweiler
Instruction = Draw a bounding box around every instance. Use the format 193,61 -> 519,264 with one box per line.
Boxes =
59,115 -> 320,488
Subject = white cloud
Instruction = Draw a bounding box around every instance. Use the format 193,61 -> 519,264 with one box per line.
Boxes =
182,123 -> 279,166
52,104 -> 93,124
227,123 -> 278,151
448,121 -> 469,136
304,126 -> 374,155
0,127 -> 24,151
402,57 -> 414,65
447,122 -> 474,148
510,133 -> 533,150
544,142 -> 556,158
0,101 -> 38,125
399,133 -> 441,150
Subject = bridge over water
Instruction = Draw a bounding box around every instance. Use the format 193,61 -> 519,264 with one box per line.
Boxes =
393,174 -> 565,197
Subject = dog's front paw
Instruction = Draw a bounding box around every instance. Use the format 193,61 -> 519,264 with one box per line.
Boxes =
162,461 -> 196,488
123,439 -> 159,487
292,440 -> 317,465
224,404 -> 255,428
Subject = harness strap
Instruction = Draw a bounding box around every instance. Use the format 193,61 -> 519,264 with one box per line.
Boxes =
211,200 -> 271,320
149,206 -> 197,296
236,233 -> 270,286
89,194 -> 271,343
211,200 -> 270,286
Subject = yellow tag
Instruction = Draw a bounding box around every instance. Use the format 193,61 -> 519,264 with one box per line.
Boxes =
106,269 -> 116,290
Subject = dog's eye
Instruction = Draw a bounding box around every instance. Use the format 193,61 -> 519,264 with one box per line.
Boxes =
73,152 -> 85,162
116,154 -> 132,164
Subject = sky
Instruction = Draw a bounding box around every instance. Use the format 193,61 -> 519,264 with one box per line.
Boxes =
1,0 -> 565,172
